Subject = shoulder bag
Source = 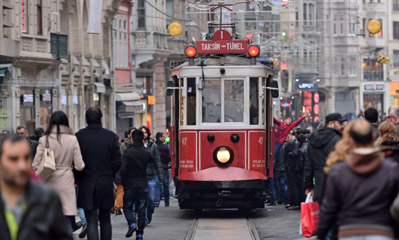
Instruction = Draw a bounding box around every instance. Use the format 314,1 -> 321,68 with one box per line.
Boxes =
36,135 -> 56,182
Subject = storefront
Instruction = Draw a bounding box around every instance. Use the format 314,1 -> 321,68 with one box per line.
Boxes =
362,83 -> 385,111
390,82 -> 399,108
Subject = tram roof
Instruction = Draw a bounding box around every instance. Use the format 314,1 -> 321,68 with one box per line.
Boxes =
171,56 -> 274,78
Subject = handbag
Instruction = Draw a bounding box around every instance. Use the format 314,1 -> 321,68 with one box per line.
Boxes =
301,193 -> 320,238
36,135 -> 56,182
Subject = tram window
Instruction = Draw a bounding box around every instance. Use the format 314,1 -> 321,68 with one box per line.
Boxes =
250,78 -> 259,125
224,80 -> 244,123
187,78 -> 196,125
202,80 -> 221,123
262,78 -> 267,125
180,78 -> 185,125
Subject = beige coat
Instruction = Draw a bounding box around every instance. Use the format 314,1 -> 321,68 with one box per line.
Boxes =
32,125 -> 85,216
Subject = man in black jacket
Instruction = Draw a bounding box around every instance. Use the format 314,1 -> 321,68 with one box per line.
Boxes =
0,134 -> 71,240
305,113 -> 346,203
317,120 -> 399,240
121,130 -> 154,240
16,126 -> 38,158
364,107 -> 380,138
155,132 -> 171,207
75,108 -> 121,240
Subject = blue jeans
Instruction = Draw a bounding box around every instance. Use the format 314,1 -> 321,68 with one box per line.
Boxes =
75,186 -> 86,226
155,174 -> 161,203
147,178 -> 157,214
340,236 -> 394,240
123,188 -> 148,235
268,178 -> 276,203
274,171 -> 287,203
274,142 -> 282,165
163,170 -> 170,205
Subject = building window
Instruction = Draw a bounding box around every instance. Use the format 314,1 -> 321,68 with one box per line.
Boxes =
138,0 -> 146,29
37,0 -> 43,35
303,3 -> 307,25
340,16 -> 344,35
333,15 -> 337,35
309,3 -> 313,25
166,0 -> 173,26
341,57 -> 345,75
21,0 -> 28,33
378,19 -> 383,37
394,22 -> 399,40
349,56 -> 356,76
394,0 -> 399,11
334,57 -> 339,74
113,15 -> 128,68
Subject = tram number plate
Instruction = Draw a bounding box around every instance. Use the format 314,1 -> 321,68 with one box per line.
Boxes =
196,40 -> 248,54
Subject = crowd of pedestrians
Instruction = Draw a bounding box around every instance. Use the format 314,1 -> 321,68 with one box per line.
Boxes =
272,107 -> 399,240
0,107 -> 173,240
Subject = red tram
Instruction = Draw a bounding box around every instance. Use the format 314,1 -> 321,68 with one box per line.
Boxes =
166,0 -> 279,211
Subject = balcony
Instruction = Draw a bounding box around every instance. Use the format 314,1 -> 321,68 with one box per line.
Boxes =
362,3 -> 385,13
367,36 -> 385,48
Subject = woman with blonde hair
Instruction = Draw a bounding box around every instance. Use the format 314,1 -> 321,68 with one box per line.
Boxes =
324,120 -> 357,174
376,120 -> 399,162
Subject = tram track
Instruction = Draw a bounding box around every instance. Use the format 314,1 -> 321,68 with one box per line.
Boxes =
185,210 -> 261,240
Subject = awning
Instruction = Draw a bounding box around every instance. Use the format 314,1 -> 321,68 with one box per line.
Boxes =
115,92 -> 140,101
121,101 -> 146,113
94,82 -> 106,93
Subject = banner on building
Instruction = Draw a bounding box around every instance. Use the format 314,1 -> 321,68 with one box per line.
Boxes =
87,0 -> 103,34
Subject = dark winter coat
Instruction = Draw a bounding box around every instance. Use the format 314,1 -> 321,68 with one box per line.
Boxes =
156,140 -> 171,170
75,123 -> 121,210
284,139 -> 301,172
317,149 -> 399,239
29,138 -> 38,158
380,140 -> 399,163
0,181 -> 72,240
274,142 -> 286,172
145,140 -> 165,182
121,143 -> 154,189
305,127 -> 341,203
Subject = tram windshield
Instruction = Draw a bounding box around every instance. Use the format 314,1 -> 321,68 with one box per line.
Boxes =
197,78 -> 260,125
202,80 -> 222,123
224,80 -> 244,123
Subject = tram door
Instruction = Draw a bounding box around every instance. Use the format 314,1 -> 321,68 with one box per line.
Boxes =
169,75 -> 180,179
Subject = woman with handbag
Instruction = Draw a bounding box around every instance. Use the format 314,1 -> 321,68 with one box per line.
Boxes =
32,111 -> 85,232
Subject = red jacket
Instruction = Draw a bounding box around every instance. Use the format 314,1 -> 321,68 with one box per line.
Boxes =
274,117 -> 305,145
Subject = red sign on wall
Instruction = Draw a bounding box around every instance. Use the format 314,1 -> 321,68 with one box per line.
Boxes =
21,0 -> 26,32
197,30 -> 248,54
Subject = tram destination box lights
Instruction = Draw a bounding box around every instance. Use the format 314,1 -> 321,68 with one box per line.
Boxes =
196,30 -> 248,54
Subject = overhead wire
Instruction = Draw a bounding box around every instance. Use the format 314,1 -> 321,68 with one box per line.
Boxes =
144,0 -> 191,22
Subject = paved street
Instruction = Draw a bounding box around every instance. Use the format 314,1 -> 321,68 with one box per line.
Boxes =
73,199 -> 316,240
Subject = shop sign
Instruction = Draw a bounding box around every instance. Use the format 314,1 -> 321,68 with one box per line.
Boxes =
23,94 -> 33,103
148,95 -> 155,105
295,82 -> 318,91
21,0 -> 26,32
390,69 -> 399,77
42,93 -> 51,102
364,84 -> 384,91
391,95 -> 395,106
93,93 -> 99,102
314,92 -> 320,104
73,96 -> 79,105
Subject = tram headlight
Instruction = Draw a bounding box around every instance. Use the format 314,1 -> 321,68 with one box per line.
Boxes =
213,146 -> 234,167
217,149 -> 230,163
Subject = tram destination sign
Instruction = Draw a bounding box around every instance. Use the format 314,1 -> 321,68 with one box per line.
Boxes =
196,40 -> 248,54
196,29 -> 248,54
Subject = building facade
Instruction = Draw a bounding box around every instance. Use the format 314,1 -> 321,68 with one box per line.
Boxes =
0,0 -> 123,134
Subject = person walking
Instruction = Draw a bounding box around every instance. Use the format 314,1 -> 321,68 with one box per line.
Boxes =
112,127 -> 136,215
305,113 -> 346,203
0,134 -> 72,240
364,107 -> 380,138
376,121 -> 399,162
387,107 -> 399,139
155,132 -> 171,207
32,111 -> 85,232
122,129 -> 154,240
16,126 -> 38,158
138,126 -> 164,224
317,119 -> 399,240
75,108 -> 121,240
